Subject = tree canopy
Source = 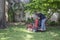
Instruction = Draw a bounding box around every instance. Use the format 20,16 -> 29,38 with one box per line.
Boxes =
25,0 -> 60,13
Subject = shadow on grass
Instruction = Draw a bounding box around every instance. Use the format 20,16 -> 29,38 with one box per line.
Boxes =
0,25 -> 60,40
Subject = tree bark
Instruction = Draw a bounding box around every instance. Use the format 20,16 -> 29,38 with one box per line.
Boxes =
0,0 -> 6,29
5,0 -> 9,22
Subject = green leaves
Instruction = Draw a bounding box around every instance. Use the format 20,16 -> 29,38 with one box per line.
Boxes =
48,0 -> 54,2
25,0 -> 60,13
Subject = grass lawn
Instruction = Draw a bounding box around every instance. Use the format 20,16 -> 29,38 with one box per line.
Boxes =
0,25 -> 60,40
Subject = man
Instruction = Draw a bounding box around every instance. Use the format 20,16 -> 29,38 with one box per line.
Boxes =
36,13 -> 46,31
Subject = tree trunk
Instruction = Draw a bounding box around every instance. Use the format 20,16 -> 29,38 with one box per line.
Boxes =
0,0 -> 6,29
5,0 -> 9,22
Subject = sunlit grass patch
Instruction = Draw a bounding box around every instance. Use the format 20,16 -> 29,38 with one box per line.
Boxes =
0,25 -> 60,40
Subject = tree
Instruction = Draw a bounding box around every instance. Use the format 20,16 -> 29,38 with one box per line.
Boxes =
8,0 -> 26,22
0,0 -> 6,28
25,0 -> 60,17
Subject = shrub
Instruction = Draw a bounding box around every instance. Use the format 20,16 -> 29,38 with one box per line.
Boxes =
47,21 -> 58,26
27,18 -> 34,23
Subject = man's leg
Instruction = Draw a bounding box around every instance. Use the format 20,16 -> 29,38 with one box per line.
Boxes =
39,20 -> 41,28
40,18 -> 46,31
43,18 -> 46,30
